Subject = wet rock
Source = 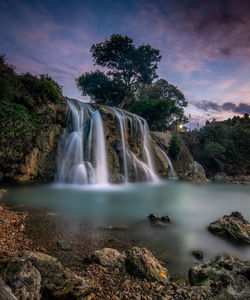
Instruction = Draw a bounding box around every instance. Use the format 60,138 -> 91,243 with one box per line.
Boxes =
191,250 -> 203,260
85,248 -> 126,268
0,258 -> 41,300
217,274 -> 250,300
147,214 -> 171,224
125,247 -> 170,282
57,240 -> 72,251
189,254 -> 250,287
23,251 -> 92,299
208,212 -> 250,244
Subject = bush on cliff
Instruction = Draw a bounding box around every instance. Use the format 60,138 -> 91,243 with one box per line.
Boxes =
0,55 -> 64,178
169,134 -> 182,160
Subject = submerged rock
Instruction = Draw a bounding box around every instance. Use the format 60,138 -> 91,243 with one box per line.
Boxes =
208,212 -> 250,244
84,248 -> 126,268
191,250 -> 204,260
125,247 -> 170,282
147,214 -> 171,225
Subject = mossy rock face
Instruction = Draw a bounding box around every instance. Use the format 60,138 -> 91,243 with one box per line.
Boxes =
0,99 -> 66,184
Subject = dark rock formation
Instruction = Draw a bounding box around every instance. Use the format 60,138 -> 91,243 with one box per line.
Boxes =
125,247 -> 170,282
147,214 -> 171,224
189,254 -> 250,299
0,251 -> 93,300
191,250 -> 203,260
217,274 -> 250,300
208,212 -> 250,244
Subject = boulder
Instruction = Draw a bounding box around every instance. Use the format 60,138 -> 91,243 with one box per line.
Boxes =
208,212 -> 250,244
189,254 -> 250,287
0,279 -> 18,300
0,258 -> 41,300
216,274 -> 250,300
125,247 -> 170,282
84,248 -> 126,268
23,251 -> 92,299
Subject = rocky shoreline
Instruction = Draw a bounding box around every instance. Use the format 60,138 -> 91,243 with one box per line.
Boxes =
0,190 -> 249,299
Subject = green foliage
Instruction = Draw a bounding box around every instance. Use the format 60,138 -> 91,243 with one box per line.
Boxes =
0,55 -> 63,169
77,34 -> 161,108
76,70 -> 126,106
184,115 -> 250,176
130,79 -> 187,130
203,142 -> 226,171
169,134 -> 182,160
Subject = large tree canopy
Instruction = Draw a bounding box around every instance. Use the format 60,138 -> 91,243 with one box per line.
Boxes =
77,34 -> 161,108
76,34 -> 188,130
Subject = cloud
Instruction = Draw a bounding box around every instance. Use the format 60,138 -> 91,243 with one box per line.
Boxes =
193,100 -> 250,115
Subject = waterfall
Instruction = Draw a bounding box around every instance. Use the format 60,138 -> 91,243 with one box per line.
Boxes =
158,147 -> 177,178
57,99 -> 159,185
111,107 -> 159,182
57,99 -> 108,184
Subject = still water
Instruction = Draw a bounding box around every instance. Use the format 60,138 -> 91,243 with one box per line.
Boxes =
5,180 -> 250,278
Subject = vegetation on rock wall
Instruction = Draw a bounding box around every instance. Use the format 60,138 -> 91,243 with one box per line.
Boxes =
169,134 -> 182,160
183,115 -> 250,176
0,55 -> 66,182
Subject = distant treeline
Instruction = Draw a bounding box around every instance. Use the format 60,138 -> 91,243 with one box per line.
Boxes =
183,115 -> 250,176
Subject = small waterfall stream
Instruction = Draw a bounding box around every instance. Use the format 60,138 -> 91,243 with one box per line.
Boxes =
57,99 -> 164,185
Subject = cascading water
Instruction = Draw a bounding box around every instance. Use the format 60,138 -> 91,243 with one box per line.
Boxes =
57,99 -> 160,185
57,99 -> 108,184
111,108 -> 159,182
158,147 -> 177,178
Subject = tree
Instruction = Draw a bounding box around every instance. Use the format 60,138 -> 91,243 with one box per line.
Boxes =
77,34 -> 162,108
129,79 -> 188,130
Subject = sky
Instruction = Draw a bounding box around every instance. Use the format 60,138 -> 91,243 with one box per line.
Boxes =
1,0 -> 250,125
